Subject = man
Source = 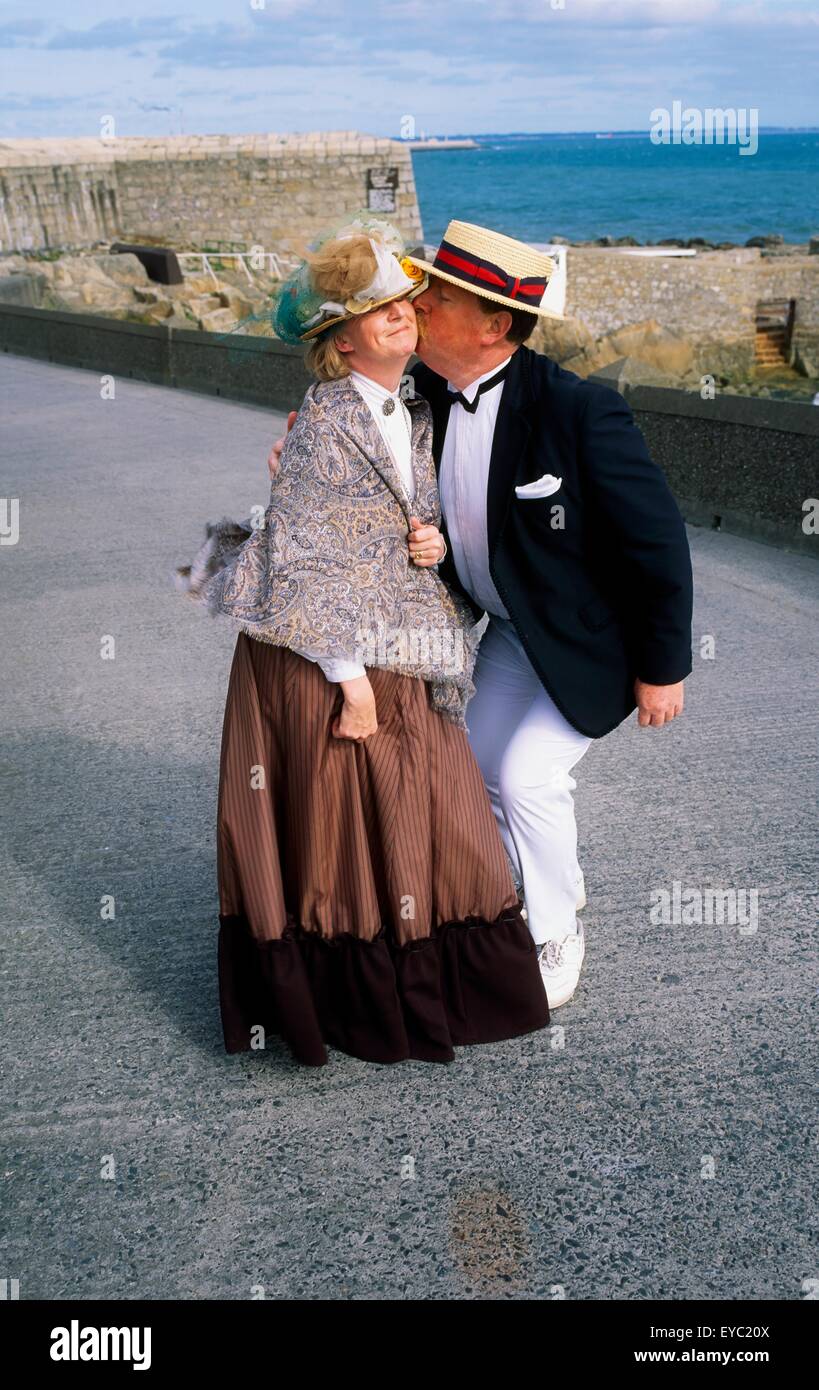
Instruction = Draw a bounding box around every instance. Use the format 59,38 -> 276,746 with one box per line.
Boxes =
269,220 -> 693,1010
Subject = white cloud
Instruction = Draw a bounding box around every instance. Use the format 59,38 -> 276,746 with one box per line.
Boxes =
0,0 -> 815,136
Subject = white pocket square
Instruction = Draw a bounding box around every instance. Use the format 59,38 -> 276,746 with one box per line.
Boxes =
515,473 -> 562,499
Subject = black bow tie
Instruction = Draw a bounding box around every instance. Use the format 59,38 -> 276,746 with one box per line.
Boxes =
447,364 -> 509,414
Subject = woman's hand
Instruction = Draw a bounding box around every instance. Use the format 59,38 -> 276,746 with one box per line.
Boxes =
332,675 -> 378,741
268,411 -> 298,479
407,515 -> 446,567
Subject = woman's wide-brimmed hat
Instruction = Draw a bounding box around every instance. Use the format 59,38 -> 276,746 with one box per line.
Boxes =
406,220 -> 562,320
273,212 -> 428,344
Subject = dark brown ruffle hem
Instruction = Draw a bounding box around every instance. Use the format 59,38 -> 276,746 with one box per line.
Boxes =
218,904 -> 550,1066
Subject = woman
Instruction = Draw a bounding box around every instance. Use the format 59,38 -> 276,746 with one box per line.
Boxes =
177,214 -> 549,1066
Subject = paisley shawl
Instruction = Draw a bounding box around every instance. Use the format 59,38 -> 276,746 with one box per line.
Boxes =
176,376 -> 484,728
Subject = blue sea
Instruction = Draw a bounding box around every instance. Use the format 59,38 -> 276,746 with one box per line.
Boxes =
411,132 -> 819,246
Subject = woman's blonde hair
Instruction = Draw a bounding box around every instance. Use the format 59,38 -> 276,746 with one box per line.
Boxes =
305,320 -> 352,382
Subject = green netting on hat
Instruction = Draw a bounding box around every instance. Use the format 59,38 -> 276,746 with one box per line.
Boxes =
272,258 -> 322,345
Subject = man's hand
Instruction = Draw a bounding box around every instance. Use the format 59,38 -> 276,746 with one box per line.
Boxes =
634,679 -> 685,728
407,515 -> 446,567
268,410 -> 298,479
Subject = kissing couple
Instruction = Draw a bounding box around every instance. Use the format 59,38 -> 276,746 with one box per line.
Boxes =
177,212 -> 693,1068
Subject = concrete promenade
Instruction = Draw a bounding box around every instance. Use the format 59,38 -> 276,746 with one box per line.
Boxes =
1,353 -> 816,1300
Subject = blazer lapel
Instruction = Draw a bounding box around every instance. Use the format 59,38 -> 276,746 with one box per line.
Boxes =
486,349 -> 532,561
412,369 -> 452,474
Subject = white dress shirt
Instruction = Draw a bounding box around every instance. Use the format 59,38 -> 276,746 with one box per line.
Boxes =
291,369 -> 416,684
349,369 -> 416,502
438,354 -> 513,620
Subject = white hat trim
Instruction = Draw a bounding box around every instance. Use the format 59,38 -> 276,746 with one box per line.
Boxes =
302,237 -> 415,331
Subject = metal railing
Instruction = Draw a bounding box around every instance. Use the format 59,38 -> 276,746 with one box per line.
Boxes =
176,250 -> 299,286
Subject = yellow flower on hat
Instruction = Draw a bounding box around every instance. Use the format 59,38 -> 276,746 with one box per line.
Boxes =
399,257 -> 425,285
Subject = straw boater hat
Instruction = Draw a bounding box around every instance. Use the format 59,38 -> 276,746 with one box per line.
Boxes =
273,212 -> 428,344
407,220 -> 562,320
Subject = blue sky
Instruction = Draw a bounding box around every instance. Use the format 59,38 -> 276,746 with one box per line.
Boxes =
0,0 -> 817,139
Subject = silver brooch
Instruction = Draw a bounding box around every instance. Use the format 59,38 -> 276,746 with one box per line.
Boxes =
382,397 -> 396,416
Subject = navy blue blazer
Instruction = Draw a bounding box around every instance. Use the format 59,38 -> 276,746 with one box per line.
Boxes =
411,346 -> 693,738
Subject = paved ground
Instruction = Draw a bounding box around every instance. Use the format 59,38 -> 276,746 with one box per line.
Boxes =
1,352 -> 817,1301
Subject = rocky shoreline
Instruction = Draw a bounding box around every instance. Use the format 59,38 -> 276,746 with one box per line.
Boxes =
1,235 -> 817,401
548,233 -> 818,257
0,245 -> 281,335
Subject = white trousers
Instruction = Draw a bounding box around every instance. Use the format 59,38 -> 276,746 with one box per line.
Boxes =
465,614 -> 592,944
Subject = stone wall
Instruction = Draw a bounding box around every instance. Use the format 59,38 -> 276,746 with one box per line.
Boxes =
1,302 -> 816,555
563,246 -> 819,376
619,382 -> 817,554
0,132 -> 423,256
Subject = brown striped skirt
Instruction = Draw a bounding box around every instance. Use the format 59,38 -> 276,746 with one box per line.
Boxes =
216,631 -> 550,1066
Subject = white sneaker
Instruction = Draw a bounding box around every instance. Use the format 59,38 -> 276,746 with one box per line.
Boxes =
537,920 -> 585,1009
